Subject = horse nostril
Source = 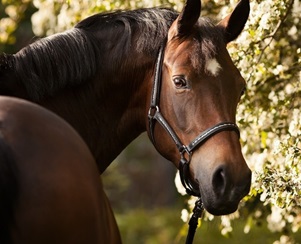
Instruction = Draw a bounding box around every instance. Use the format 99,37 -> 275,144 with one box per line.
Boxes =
212,166 -> 227,197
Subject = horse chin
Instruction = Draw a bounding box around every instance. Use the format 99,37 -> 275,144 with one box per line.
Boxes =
186,179 -> 239,215
200,192 -> 239,216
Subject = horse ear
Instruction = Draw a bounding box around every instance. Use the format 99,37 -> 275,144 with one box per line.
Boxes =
176,0 -> 201,36
217,0 -> 250,43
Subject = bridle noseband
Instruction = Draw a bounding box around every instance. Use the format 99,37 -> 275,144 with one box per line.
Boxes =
148,41 -> 240,197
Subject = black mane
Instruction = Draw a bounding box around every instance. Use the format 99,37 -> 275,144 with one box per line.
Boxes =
10,8 -> 177,100
76,8 -> 177,55
13,28 -> 99,100
4,7 -> 222,101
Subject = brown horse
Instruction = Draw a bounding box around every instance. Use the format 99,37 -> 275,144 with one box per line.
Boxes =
0,96 -> 121,244
0,0 -> 251,223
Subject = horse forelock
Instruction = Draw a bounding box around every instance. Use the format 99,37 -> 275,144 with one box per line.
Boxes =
166,17 -> 225,76
189,18 -> 225,75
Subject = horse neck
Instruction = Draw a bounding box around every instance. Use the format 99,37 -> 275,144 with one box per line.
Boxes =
5,20 -> 165,173
40,52 -> 154,173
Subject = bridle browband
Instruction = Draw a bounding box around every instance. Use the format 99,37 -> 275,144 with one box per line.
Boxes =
148,41 -> 240,243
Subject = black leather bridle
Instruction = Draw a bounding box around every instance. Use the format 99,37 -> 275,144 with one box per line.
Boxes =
148,41 -> 240,243
148,41 -> 240,196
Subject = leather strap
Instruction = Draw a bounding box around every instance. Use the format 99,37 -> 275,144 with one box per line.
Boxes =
150,41 -> 166,108
148,41 -> 240,198
149,108 -> 185,152
187,122 -> 240,152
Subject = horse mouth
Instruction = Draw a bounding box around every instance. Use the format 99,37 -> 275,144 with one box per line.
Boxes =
202,199 -> 239,216
197,179 -> 250,216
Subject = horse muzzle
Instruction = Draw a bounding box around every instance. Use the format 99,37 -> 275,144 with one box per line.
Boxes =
195,162 -> 252,215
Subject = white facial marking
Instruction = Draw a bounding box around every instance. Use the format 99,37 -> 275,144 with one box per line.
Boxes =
205,58 -> 222,77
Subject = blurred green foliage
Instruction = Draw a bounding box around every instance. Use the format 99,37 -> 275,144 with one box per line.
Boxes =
0,0 -> 35,52
116,208 -> 301,243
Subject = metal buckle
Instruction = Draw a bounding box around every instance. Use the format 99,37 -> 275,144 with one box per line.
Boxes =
180,145 -> 192,164
148,105 -> 159,120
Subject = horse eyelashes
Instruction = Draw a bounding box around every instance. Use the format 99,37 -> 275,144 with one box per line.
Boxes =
173,76 -> 188,89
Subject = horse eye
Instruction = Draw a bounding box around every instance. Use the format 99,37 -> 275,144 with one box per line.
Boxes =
173,76 -> 187,89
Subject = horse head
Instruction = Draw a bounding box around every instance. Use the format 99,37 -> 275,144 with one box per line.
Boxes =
147,0 -> 251,215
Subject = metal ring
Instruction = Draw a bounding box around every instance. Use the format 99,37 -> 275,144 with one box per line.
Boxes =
180,146 -> 192,164
148,105 -> 159,119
